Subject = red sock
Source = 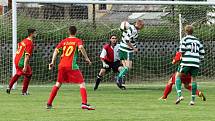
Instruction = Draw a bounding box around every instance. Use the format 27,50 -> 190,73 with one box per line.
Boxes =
22,76 -> 31,93
80,88 -> 87,104
47,86 -> 59,105
187,85 -> 200,95
163,84 -> 173,98
9,74 -> 21,89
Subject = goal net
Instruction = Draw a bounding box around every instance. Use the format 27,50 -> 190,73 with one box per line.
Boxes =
0,1 -> 215,85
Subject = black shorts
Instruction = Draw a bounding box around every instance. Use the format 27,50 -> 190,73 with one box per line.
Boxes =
102,60 -> 122,73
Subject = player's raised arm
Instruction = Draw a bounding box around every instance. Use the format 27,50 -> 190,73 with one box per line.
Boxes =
172,52 -> 182,64
79,45 -> 91,65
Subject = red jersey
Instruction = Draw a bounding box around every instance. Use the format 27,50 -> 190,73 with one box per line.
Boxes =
15,38 -> 34,67
56,37 -> 83,70
100,44 -> 120,62
171,73 -> 191,84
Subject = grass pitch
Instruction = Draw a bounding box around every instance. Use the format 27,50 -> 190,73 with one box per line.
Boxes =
0,82 -> 215,121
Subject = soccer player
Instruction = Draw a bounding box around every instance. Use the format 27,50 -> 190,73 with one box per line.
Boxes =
6,28 -> 36,95
93,35 -> 123,90
116,19 -> 144,88
47,26 -> 95,110
159,51 -> 206,101
175,25 -> 205,105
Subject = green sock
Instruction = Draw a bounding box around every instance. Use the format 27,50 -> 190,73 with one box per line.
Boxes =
118,67 -> 128,78
175,77 -> 182,97
191,82 -> 197,101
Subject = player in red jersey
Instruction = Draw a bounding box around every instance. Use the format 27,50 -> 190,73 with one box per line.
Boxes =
6,28 -> 36,95
93,35 -> 123,91
159,52 -> 206,101
46,26 -> 95,110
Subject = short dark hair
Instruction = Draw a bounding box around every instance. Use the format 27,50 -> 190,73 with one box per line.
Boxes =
69,26 -> 77,35
27,28 -> 36,36
109,34 -> 117,39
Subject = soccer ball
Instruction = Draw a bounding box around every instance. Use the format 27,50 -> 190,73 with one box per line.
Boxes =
120,21 -> 130,30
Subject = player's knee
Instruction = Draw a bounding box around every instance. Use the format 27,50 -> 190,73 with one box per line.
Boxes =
167,81 -> 173,85
80,82 -> 86,88
55,82 -> 62,88
26,74 -> 32,79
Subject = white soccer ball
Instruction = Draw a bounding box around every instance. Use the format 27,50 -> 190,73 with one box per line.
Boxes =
120,21 -> 130,30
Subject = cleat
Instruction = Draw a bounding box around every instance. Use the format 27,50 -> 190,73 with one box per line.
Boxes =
120,85 -> 126,90
158,96 -> 167,101
93,81 -> 100,91
22,92 -> 30,96
189,101 -> 195,105
81,103 -> 95,110
175,96 -> 184,104
115,76 -> 123,89
199,92 -> 206,101
94,78 -> 101,91
46,104 -> 53,109
6,88 -> 11,94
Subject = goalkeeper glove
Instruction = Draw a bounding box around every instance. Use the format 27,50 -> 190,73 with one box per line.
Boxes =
102,61 -> 109,68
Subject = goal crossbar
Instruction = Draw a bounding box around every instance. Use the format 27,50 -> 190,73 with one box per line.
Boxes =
16,0 -> 215,5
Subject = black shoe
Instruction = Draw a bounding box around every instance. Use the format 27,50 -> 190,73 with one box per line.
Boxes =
22,92 -> 30,96
94,80 -> 101,91
120,85 -> 126,90
6,88 -> 10,94
115,76 -> 123,89
46,104 -> 52,109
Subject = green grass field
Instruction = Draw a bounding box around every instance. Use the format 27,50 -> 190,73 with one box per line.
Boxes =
0,82 -> 215,121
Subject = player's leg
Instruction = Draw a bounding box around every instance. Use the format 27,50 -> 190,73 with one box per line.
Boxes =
6,66 -> 22,94
184,83 -> 206,101
117,50 -> 132,82
22,65 -> 32,95
6,74 -> 21,94
175,70 -> 184,104
22,75 -> 32,95
118,60 -> 131,79
94,68 -> 106,91
47,82 -> 62,109
47,69 -> 64,109
80,82 -> 95,110
160,77 -> 174,100
116,60 -> 131,89
189,67 -> 199,105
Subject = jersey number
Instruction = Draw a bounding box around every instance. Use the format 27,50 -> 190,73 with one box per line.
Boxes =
62,46 -> 74,56
191,43 -> 197,53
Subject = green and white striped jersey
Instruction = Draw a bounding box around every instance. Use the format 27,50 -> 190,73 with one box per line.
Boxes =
119,24 -> 138,53
179,35 -> 205,68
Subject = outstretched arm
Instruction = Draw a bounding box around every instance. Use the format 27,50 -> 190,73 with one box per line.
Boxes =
79,45 -> 92,65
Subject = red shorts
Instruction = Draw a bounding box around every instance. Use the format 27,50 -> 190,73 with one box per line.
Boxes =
16,65 -> 32,76
171,73 -> 191,84
57,68 -> 84,84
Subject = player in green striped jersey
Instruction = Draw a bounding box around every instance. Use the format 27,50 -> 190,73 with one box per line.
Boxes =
116,20 -> 144,89
175,25 -> 205,105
